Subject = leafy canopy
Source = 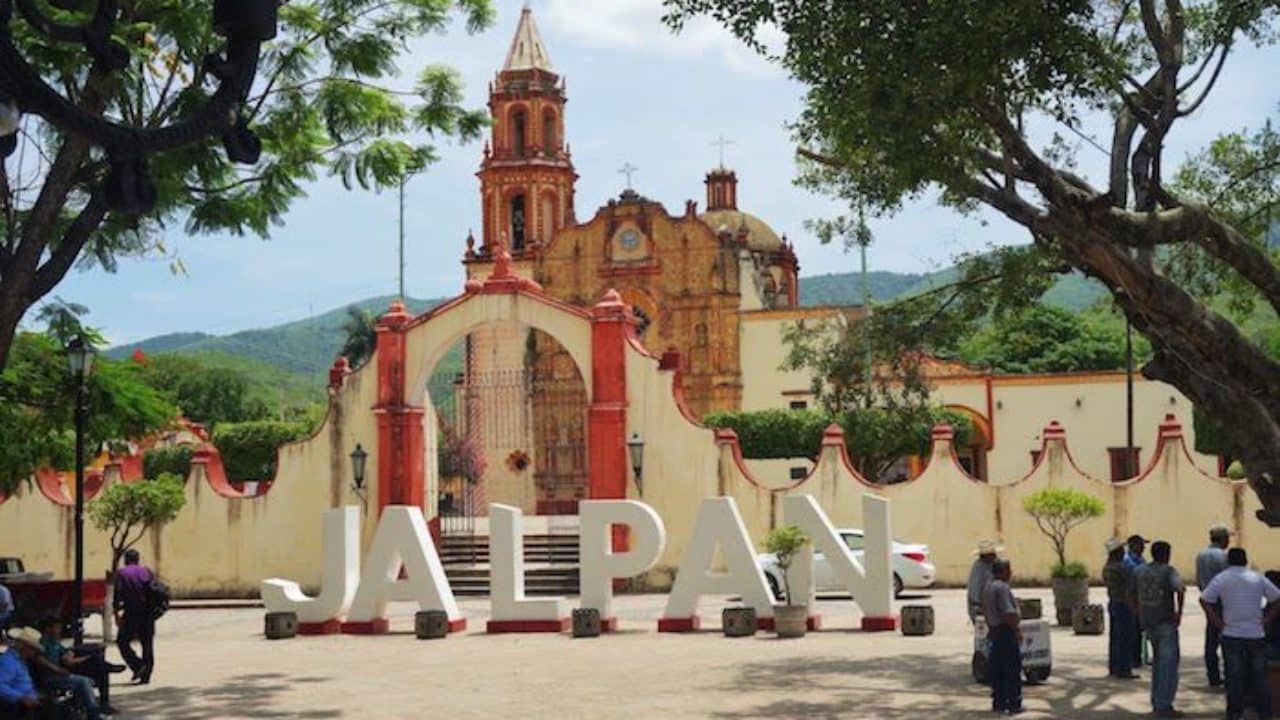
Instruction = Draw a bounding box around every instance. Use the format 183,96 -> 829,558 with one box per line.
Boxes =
87,472 -> 186,570
1023,487 -> 1106,568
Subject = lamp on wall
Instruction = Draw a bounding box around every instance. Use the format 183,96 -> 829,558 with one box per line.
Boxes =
350,444 -> 368,492
627,433 -> 645,495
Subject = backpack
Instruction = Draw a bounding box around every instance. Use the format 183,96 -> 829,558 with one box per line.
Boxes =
147,579 -> 170,620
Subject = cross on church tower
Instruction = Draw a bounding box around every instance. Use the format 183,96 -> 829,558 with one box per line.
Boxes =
712,135 -> 735,168
619,162 -> 638,190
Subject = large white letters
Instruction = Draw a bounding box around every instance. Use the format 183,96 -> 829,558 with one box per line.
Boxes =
487,504 -> 569,630
783,493 -> 894,619
660,497 -> 774,629
345,505 -> 461,627
261,506 -> 360,625
579,500 -> 666,621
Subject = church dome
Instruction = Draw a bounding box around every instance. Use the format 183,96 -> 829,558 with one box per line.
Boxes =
699,210 -> 784,252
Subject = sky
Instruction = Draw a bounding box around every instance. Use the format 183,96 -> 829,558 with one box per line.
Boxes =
48,0 -> 1280,346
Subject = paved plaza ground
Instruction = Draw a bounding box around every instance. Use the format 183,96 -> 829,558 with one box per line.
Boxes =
97,588 -> 1240,719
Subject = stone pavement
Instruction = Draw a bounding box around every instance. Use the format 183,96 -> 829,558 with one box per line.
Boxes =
98,588 -> 1235,719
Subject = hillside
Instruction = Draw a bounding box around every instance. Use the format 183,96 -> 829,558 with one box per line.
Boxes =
801,268 -> 1107,312
106,295 -> 443,372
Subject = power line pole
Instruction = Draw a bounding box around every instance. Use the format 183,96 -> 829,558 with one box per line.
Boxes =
398,177 -> 407,300
857,207 -> 873,406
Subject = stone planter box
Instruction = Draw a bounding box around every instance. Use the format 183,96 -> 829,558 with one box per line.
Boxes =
572,608 -> 602,638
416,610 -> 450,640
1052,577 -> 1089,626
773,605 -> 808,639
900,605 -> 934,636
264,611 -> 297,640
1072,604 -> 1105,635
722,607 -> 757,637
1017,597 -> 1043,620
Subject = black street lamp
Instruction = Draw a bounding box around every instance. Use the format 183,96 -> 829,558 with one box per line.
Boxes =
0,0 -> 276,213
65,334 -> 95,645
349,444 -> 368,492
627,433 -> 644,495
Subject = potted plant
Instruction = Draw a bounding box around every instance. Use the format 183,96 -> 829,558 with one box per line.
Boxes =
1022,487 -> 1105,626
764,524 -> 810,638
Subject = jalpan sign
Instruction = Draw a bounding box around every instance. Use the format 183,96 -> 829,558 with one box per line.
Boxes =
260,493 -> 896,635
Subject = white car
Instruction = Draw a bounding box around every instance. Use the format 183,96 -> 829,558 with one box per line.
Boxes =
758,529 -> 936,598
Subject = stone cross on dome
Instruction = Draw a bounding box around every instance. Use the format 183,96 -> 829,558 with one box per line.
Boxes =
711,135 -> 735,169
619,162 -> 638,190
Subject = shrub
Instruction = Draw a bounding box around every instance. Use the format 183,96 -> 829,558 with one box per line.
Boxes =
764,524 -> 810,606
212,420 -> 311,482
702,409 -> 829,459
1051,561 -> 1088,579
438,422 -> 487,482
1022,488 -> 1106,568
142,446 -> 194,481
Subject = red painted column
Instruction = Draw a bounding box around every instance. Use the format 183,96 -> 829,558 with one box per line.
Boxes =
588,290 -> 632,552
372,301 -> 425,513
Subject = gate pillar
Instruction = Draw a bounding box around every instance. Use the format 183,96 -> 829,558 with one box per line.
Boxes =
588,291 -> 632,550
374,301 -> 425,513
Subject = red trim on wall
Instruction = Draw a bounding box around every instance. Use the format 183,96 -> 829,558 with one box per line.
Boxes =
373,301 -> 427,513
486,618 -> 571,633
756,615 -> 822,631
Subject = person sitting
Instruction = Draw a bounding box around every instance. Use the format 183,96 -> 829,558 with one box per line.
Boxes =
0,632 -> 41,719
17,626 -> 102,720
35,617 -> 122,715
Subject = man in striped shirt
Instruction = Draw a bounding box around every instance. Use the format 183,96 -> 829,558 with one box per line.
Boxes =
1200,547 -> 1280,720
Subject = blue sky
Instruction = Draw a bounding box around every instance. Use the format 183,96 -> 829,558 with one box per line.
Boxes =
50,0 -> 1279,345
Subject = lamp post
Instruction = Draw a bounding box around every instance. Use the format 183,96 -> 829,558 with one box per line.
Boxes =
65,335 -> 95,645
0,0 -> 275,213
627,433 -> 644,495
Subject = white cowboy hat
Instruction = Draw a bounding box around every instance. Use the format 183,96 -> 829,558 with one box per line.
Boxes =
1105,537 -> 1125,553
972,539 -> 1003,556
8,627 -> 41,650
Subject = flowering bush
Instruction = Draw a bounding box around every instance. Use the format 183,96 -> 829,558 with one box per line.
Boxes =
438,422 -> 487,483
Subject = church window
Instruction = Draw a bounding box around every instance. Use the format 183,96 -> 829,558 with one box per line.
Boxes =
543,109 -> 557,155
512,110 -> 527,157
510,195 -> 527,251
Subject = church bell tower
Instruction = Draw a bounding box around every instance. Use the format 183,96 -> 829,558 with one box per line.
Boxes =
475,7 -> 577,257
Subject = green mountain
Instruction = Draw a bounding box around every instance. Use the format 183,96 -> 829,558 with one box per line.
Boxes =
801,268 -> 1108,312
106,295 -> 443,372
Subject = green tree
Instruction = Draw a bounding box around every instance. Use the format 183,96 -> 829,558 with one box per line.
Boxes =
763,525 -> 810,606
339,306 -> 378,368
0,332 -> 176,494
0,0 -> 494,372
140,354 -> 266,426
87,472 -> 186,571
665,2 -> 1280,525
212,420 -> 311,482
957,303 -> 1149,373
1022,488 -> 1106,573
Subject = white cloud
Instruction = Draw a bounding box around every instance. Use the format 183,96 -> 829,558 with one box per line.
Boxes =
542,0 -> 782,77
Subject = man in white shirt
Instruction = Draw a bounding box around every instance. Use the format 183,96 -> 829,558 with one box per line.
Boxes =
1200,548 -> 1280,720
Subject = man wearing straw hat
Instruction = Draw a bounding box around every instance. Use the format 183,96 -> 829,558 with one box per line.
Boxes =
1195,523 -> 1232,688
0,628 -> 42,716
967,539 -> 1002,623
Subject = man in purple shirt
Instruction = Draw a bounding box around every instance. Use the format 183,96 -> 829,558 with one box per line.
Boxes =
113,549 -> 155,684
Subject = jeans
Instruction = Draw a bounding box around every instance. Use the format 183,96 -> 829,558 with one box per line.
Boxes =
1108,601 -> 1136,677
1205,602 -> 1223,684
1222,636 -> 1271,720
117,612 -> 155,680
47,673 -> 101,720
989,624 -> 1023,712
1148,622 -> 1180,712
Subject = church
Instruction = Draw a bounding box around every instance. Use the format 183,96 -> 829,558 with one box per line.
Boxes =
440,7 -> 1221,518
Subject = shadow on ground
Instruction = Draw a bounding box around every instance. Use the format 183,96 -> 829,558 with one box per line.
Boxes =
708,652 -> 1217,720
112,672 -> 341,719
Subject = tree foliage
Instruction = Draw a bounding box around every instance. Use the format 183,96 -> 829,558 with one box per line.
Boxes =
139,353 -> 270,426
956,303 -> 1149,373
0,332 -> 175,494
87,472 -> 186,571
0,0 -> 495,372
142,445 -> 194,482
1022,487 -> 1106,570
437,421 -> 486,483
665,0 -> 1280,524
763,524 -> 809,606
339,306 -> 378,368
211,420 -> 311,482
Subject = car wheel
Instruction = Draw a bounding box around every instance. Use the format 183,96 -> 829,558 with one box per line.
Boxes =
893,573 -> 904,598
767,574 -> 782,602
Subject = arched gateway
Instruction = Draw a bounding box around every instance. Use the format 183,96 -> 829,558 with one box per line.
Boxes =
367,249 -> 632,534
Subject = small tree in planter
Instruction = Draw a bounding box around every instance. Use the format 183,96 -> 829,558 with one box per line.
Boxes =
764,524 -> 811,638
1022,487 -> 1105,625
